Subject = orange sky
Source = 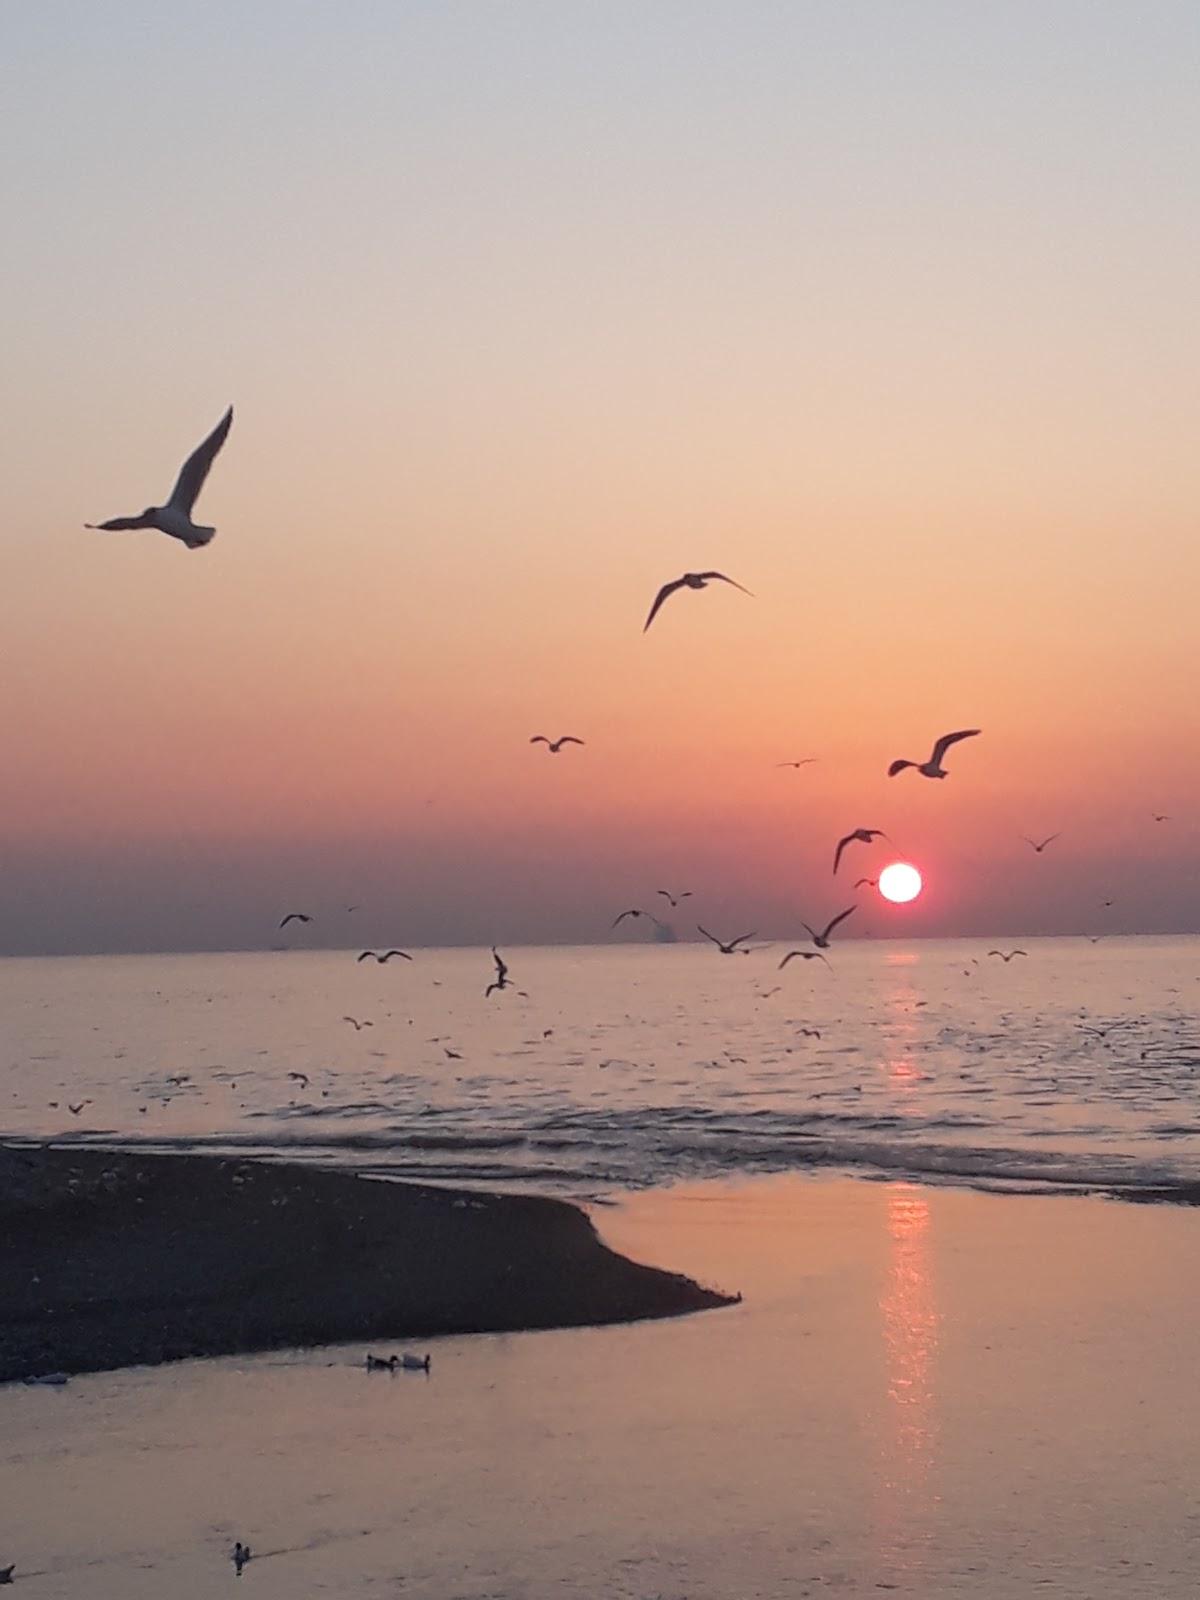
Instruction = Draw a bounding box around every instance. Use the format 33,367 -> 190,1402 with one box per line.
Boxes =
2,4 -> 1198,953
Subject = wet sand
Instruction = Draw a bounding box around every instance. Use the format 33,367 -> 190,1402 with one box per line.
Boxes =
4,1174 -> 1200,1598
0,1144 -> 733,1382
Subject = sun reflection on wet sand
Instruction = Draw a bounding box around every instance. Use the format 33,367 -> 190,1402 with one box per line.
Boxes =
875,1183 -> 940,1581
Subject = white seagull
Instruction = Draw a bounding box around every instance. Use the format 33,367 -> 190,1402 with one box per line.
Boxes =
888,728 -> 980,779
643,572 -> 752,632
86,407 -> 233,549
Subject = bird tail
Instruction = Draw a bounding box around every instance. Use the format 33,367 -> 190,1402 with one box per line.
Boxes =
184,526 -> 217,549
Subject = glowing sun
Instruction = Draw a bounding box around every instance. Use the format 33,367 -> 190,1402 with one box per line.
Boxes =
879,862 -> 922,904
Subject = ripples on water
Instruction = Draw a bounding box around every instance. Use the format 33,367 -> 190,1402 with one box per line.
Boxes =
3,939 -> 1199,1199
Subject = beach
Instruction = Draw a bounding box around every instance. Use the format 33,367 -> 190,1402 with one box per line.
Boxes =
0,1144 -> 730,1383
4,1171 -> 1200,1597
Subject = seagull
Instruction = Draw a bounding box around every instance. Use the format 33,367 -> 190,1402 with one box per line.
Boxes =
696,925 -> 756,955
486,947 -> 510,996
67,1101 -> 90,1115
988,949 -> 1027,962
232,1542 -> 251,1576
801,907 -> 856,949
278,912 -> 312,929
1152,813 -> 1171,823
356,949 -> 412,963
776,759 -> 817,769
797,1027 -> 822,1039
853,877 -> 878,890
530,735 -> 585,754
444,1048 -> 462,1060
833,829 -> 888,875
1022,833 -> 1060,854
341,1017 -> 372,1032
656,889 -> 692,907
86,407 -> 233,549
778,949 -> 831,970
643,571 -> 752,632
612,908 -> 662,929
888,728 -> 980,779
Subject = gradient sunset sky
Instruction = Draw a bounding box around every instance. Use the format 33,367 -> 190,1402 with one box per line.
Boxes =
3,2 -> 1198,955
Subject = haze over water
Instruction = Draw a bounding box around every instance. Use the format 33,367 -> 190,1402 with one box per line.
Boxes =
9,937 -> 1200,1200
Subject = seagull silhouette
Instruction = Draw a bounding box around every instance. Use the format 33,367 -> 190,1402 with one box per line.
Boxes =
356,949 -> 412,963
656,889 -> 692,907
801,907 -> 856,949
1022,833 -> 1060,853
1152,813 -> 1171,823
778,949 -> 831,970
67,1101 -> 89,1115
833,829 -> 888,875
988,949 -> 1027,962
278,912 -> 311,929
86,407 -> 233,549
341,1017 -> 373,1031
530,735 -> 585,753
612,908 -> 663,928
696,925 -> 756,955
643,572 -> 752,632
888,728 -> 980,779
288,1071 -> 311,1088
485,947 -> 510,996
776,759 -> 817,769
853,877 -> 878,890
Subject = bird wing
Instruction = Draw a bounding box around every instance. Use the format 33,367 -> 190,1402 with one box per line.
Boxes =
778,951 -> 802,969
656,890 -> 673,902
166,406 -> 233,514
1040,833 -> 1060,849
696,925 -> 721,946
612,910 -> 634,926
356,951 -> 372,962
643,577 -> 687,631
698,571 -> 753,596
383,949 -> 413,961
530,736 -> 550,745
832,835 -> 852,874
729,932 -> 757,949
821,906 -> 857,941
558,737 -> 584,746
86,514 -> 152,531
853,878 -> 874,888
887,759 -> 916,777
800,922 -> 818,943
930,728 -> 981,766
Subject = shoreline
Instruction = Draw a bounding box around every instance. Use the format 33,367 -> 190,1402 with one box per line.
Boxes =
0,1144 -> 736,1383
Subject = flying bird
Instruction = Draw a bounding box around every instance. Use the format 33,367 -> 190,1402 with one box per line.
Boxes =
444,1048 -> 462,1060
278,912 -> 312,929
833,829 -> 888,875
776,759 -> 817,769
486,947 -> 510,996
888,728 -> 981,779
288,1071 -> 311,1089
643,571 -> 752,632
341,1017 -> 373,1031
530,735 -> 585,753
696,925 -> 757,955
67,1101 -> 90,1115
612,908 -> 662,929
988,949 -> 1027,963
656,889 -> 692,907
797,1027 -> 822,1039
86,406 -> 233,549
853,877 -> 878,890
801,907 -> 856,949
1022,833 -> 1060,854
356,949 -> 412,963
1152,813 -> 1171,823
778,950 -> 831,970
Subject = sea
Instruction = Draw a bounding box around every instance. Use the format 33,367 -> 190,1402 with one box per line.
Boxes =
5,935 -> 1199,1202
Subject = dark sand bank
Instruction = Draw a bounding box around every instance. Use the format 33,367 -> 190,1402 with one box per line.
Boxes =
0,1144 -> 735,1382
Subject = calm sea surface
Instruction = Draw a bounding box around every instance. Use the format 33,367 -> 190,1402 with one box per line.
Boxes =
4,937 -> 1199,1199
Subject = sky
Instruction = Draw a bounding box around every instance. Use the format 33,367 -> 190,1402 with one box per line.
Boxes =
2,1 -> 1198,955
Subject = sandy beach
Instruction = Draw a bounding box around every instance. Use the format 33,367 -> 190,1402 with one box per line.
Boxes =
4,1170 -> 1200,1597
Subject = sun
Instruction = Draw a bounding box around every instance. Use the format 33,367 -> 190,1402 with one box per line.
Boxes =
878,862 -> 922,904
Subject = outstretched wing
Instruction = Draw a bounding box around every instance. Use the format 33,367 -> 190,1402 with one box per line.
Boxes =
382,949 -> 412,961
696,925 -> 721,947
530,736 -> 550,745
643,577 -> 687,632
887,759 -> 916,777
612,910 -> 635,927
930,728 -> 981,767
729,932 -> 757,949
86,514 -> 152,531
832,835 -> 852,875
167,406 -> 233,514
821,905 -> 857,941
356,951 -> 373,962
778,950 -> 803,969
698,571 -> 753,596
558,736 -> 585,746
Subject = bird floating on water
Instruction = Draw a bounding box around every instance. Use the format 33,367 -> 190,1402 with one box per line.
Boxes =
697,926 -> 756,955
643,572 -> 752,632
1022,833 -> 1059,854
357,949 -> 412,964
530,735 -> 584,754
278,912 -> 311,929
400,1352 -> 431,1371
833,829 -> 888,876
86,407 -> 233,549
366,1354 -> 398,1371
802,907 -> 856,949
888,728 -> 980,779
988,949 -> 1027,962
233,1542 -> 251,1576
